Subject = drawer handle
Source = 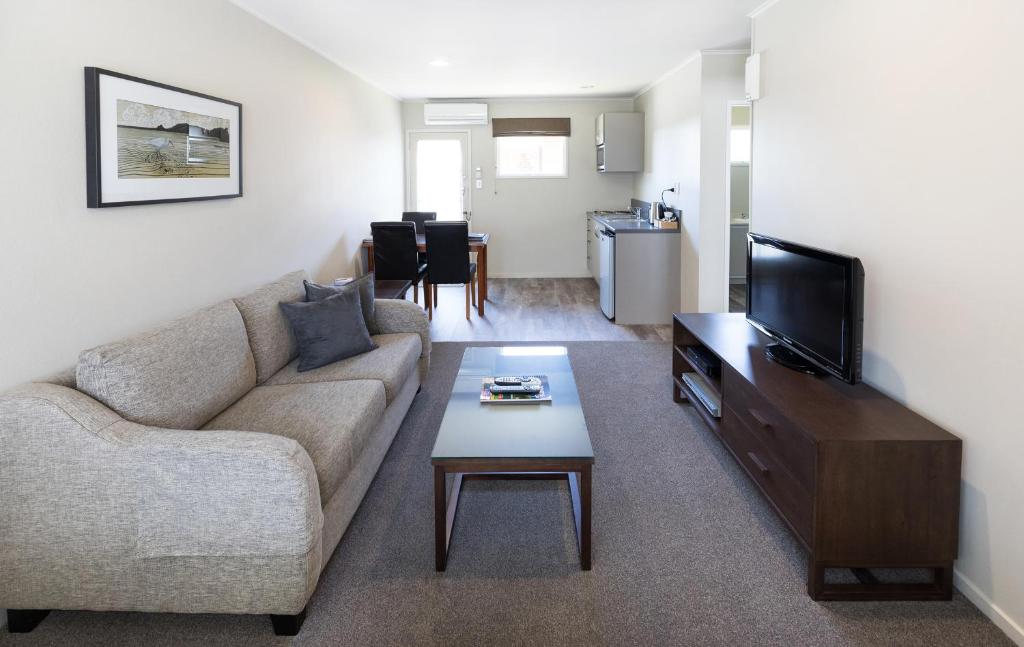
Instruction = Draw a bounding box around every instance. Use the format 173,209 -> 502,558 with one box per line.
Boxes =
748,409 -> 772,429
747,452 -> 770,475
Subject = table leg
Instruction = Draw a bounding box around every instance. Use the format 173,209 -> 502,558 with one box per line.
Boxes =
580,465 -> 592,570
366,246 -> 375,273
568,467 -> 593,570
434,465 -> 447,571
479,243 -> 487,303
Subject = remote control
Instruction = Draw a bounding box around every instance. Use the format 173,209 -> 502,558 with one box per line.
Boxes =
489,384 -> 542,394
493,376 -> 540,386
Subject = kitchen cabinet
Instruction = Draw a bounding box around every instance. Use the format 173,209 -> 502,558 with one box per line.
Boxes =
588,212 -> 679,325
596,113 -> 644,173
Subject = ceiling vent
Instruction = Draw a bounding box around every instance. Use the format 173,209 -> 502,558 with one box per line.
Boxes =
423,102 -> 488,126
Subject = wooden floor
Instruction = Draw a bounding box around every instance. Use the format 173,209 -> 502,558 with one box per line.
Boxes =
406,278 -> 672,342
729,284 -> 746,313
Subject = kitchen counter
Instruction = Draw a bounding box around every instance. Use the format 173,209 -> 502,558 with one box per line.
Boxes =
588,212 -> 680,234
586,211 -> 680,325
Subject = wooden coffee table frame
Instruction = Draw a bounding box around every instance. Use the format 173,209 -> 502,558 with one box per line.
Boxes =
432,458 -> 593,572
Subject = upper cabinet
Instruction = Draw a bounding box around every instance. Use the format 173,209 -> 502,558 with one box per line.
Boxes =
596,112 -> 644,173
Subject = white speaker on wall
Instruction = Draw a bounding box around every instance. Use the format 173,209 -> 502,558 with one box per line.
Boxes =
745,53 -> 762,100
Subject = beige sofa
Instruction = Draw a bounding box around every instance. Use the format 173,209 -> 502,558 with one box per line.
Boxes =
0,271 -> 430,635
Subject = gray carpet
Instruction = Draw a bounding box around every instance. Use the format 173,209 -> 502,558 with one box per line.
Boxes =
0,342 -> 1011,647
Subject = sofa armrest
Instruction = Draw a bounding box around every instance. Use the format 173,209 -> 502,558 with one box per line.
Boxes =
374,298 -> 431,358
0,384 -> 322,561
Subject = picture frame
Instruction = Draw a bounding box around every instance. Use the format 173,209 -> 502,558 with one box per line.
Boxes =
84,67 -> 243,208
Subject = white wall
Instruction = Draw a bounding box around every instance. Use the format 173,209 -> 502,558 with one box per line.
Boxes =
634,52 -> 747,312
698,53 -> 747,312
634,59 -> 703,310
402,99 -> 635,278
0,0 -> 403,391
751,1 -> 1024,643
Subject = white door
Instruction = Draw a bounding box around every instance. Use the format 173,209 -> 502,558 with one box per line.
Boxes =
407,131 -> 471,222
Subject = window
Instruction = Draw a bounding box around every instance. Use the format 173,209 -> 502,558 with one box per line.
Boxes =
496,136 -> 568,178
730,127 -> 751,164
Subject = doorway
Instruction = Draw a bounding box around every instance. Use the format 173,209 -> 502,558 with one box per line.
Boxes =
725,103 -> 751,313
406,131 -> 471,222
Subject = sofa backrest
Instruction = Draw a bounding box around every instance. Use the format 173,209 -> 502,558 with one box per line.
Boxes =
76,300 -> 257,430
233,270 -> 306,384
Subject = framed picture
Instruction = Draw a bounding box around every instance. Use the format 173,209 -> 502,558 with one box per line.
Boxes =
84,67 -> 242,208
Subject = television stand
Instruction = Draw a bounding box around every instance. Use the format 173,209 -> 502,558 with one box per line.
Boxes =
764,343 -> 827,376
672,313 -> 962,601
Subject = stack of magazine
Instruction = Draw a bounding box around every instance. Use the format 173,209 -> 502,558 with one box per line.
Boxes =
480,376 -> 552,404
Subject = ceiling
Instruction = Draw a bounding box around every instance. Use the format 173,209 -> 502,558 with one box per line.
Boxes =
230,0 -> 760,99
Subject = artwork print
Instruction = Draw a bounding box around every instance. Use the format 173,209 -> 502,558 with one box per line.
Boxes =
116,100 -> 230,178
85,67 -> 242,207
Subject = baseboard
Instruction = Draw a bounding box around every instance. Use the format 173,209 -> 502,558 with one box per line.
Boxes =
488,272 -> 593,279
955,569 -> 1024,646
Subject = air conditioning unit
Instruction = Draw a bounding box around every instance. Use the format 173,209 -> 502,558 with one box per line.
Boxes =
423,102 -> 488,126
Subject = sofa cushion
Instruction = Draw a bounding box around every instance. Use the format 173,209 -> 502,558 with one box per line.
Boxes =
233,270 -> 306,384
203,380 -> 386,502
304,274 -> 377,333
76,301 -> 256,430
264,333 -> 421,405
280,289 -> 377,372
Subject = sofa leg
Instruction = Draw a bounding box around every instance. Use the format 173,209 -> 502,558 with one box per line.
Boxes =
7,609 -> 50,633
270,608 -> 306,636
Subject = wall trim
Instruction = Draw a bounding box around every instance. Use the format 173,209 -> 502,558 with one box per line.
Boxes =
404,95 -> 635,104
489,272 -> 593,279
228,1 -> 400,100
702,49 -> 751,56
634,52 -> 702,99
748,0 -> 783,18
954,569 -> 1024,646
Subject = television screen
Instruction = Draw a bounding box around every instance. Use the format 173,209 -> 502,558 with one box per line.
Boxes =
747,234 -> 863,383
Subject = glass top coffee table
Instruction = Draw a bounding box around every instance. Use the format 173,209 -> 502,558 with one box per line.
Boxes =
430,346 -> 595,571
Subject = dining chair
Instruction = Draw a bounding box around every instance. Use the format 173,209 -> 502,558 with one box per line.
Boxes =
424,221 -> 476,320
402,211 -> 436,267
370,221 -> 429,306
401,211 -> 437,234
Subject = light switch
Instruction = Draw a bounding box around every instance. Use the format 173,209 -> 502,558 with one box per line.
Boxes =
474,167 -> 482,179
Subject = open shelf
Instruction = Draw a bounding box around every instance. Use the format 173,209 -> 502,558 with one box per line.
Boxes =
674,374 -> 721,432
674,344 -> 722,397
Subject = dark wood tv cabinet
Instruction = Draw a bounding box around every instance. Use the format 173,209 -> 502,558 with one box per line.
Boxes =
672,313 -> 961,601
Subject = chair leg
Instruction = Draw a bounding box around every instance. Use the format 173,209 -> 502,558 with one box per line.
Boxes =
433,283 -> 438,305
413,283 -> 419,305
270,608 -> 307,636
465,283 -> 471,319
471,276 -> 477,307
7,609 -> 50,633
428,285 -> 435,321
424,279 -> 432,311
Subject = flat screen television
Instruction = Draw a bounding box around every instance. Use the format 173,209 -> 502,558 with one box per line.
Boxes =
746,233 -> 864,384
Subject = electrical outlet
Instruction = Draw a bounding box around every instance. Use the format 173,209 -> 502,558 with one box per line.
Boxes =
475,179 -> 483,189
673,182 -> 680,195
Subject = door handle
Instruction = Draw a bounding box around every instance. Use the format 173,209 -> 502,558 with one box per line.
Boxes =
747,452 -> 770,475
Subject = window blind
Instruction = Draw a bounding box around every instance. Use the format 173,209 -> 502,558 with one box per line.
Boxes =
491,117 -> 571,138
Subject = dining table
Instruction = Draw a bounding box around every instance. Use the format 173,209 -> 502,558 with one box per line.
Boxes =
361,232 -> 490,316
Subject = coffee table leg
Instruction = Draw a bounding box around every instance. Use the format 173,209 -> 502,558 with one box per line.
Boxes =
434,465 -> 447,571
580,465 -> 592,570
568,467 -> 593,570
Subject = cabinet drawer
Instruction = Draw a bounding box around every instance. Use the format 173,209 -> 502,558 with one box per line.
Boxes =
720,406 -> 813,544
723,367 -> 816,491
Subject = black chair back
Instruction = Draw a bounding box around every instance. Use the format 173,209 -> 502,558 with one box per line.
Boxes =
425,221 -> 471,285
371,221 -> 420,280
401,211 -> 437,234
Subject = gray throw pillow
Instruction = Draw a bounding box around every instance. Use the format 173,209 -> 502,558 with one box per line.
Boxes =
280,289 -> 377,372
304,274 -> 377,333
